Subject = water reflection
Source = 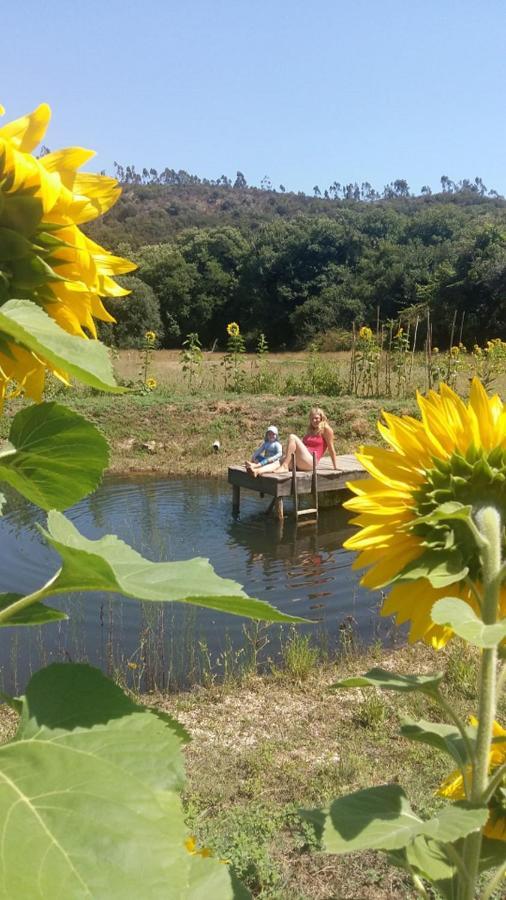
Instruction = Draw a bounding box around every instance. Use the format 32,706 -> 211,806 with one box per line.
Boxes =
0,477 -> 391,693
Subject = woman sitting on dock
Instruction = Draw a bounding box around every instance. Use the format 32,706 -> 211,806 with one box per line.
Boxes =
256,407 -> 338,473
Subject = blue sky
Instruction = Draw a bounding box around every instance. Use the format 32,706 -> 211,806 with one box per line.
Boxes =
3,0 -> 506,195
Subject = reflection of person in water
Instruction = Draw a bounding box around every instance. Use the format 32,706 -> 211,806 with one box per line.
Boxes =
257,407 -> 338,473
245,425 -> 282,476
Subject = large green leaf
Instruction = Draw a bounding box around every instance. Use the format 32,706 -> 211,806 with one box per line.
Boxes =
187,855 -> 250,899
35,511 -> 305,623
0,592 -> 66,627
0,664 -> 239,898
0,402 -> 108,510
432,597 -> 506,648
400,718 -> 473,767
15,664 -> 188,788
331,668 -> 444,696
389,837 -> 458,900
0,298 -> 122,392
397,548 -> 468,588
308,785 -> 487,853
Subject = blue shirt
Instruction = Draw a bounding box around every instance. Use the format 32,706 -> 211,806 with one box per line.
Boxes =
252,439 -> 282,466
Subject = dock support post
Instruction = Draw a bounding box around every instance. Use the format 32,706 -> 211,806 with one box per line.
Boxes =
291,452 -> 298,517
274,497 -> 284,520
232,484 -> 240,515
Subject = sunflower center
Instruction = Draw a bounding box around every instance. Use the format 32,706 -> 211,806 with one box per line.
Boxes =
411,447 -> 506,581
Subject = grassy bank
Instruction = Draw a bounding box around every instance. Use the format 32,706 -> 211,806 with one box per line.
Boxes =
2,639 -> 500,898
159,639 -> 504,898
3,387 -> 416,478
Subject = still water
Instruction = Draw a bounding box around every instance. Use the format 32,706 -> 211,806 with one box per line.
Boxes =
0,477 -> 392,693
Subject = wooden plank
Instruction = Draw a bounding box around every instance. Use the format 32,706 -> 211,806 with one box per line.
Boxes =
232,484 -> 240,514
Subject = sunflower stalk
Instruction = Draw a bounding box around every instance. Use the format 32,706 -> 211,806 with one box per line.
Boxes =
0,571 -> 60,625
460,505 -> 501,900
436,688 -> 475,791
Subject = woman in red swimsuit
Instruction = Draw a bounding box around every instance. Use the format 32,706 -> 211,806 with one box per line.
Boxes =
259,407 -> 338,473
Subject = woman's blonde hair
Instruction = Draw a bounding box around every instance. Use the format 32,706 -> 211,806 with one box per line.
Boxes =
308,406 -> 328,434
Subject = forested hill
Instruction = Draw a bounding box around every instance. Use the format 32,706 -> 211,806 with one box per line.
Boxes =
88,178 -> 506,249
86,178 -> 506,351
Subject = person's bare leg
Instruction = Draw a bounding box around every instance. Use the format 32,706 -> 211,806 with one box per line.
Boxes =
277,434 -> 313,472
253,460 -> 281,474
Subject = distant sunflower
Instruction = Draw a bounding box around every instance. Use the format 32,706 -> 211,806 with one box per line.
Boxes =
226,322 -> 240,337
438,718 -> 506,842
146,377 -> 157,390
358,326 -> 373,340
0,102 -> 135,400
344,378 -> 506,647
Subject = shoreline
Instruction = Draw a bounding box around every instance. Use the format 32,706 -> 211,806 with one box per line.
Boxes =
22,390 -> 417,479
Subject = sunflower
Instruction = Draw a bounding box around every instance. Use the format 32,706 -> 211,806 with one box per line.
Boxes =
438,718 -> 506,841
358,326 -> 373,341
344,378 -> 506,647
146,377 -> 157,390
226,322 -> 240,337
0,102 -> 135,401
145,330 -> 157,344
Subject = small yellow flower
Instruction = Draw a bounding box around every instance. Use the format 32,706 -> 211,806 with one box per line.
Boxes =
395,328 -> 404,338
432,347 -> 439,354
184,836 -> 213,858
450,345 -> 460,356
438,719 -> 506,841
473,345 -> 483,356
227,322 -> 240,337
359,326 -> 373,340
145,331 -> 156,344
127,661 -> 138,670
146,377 -> 157,390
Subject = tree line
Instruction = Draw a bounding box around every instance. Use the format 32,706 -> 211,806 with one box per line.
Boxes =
95,197 -> 506,351
112,162 -> 500,202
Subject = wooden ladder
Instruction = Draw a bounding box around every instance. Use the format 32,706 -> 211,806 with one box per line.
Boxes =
292,452 -> 318,524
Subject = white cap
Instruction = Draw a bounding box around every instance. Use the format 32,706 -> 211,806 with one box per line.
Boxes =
266,425 -> 278,437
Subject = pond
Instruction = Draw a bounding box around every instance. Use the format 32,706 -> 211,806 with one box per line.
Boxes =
0,476 -> 394,693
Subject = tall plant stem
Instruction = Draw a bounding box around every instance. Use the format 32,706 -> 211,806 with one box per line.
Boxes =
460,506 -> 501,900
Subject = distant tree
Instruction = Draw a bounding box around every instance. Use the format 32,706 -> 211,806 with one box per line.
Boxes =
279,184 -> 286,192
421,185 -> 432,195
440,175 -> 455,193
261,175 -> 273,191
313,185 -> 321,197
98,276 -> 164,349
233,171 -> 247,189
393,179 -> 410,197
361,182 -> 379,201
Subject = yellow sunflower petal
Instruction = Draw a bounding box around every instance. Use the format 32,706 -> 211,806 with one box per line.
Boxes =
0,102 -> 50,152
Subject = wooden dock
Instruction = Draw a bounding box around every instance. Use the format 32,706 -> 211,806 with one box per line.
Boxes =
228,454 -> 368,520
